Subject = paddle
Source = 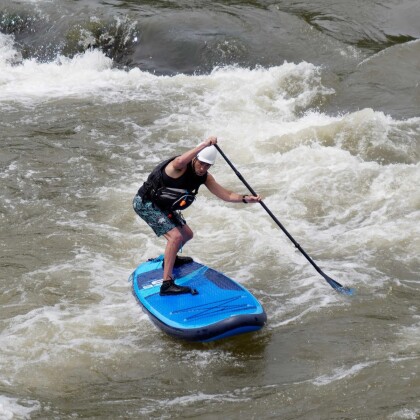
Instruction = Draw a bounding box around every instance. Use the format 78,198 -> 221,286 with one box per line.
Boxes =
214,144 -> 354,296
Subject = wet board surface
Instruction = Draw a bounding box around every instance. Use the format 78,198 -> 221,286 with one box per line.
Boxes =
130,256 -> 267,342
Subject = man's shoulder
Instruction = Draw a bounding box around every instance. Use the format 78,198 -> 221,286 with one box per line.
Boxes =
164,156 -> 186,177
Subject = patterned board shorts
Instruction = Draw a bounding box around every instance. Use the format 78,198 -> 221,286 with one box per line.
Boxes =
133,194 -> 186,237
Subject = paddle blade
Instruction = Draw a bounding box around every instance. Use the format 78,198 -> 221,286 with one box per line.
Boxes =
324,275 -> 355,296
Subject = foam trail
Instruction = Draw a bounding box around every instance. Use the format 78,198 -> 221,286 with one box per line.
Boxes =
312,362 -> 375,386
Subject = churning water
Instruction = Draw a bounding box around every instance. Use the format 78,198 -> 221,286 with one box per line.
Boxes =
1,0 -> 419,418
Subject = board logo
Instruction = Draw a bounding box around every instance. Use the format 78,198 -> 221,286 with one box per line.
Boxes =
142,279 -> 163,290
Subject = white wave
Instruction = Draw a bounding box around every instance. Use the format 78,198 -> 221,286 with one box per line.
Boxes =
0,249 -> 157,392
1,28 -> 419,409
0,33 -> 21,66
312,361 -> 375,386
389,408 -> 420,420
0,52 -> 113,104
138,385 -> 278,416
0,31 -> 332,115
164,390 -> 249,406
395,317 -> 420,354
138,391 -> 248,416
0,395 -> 40,420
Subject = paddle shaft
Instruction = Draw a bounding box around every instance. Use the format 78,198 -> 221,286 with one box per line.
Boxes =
214,144 -> 335,282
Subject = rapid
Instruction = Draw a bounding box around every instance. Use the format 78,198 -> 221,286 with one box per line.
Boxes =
1,0 -> 419,418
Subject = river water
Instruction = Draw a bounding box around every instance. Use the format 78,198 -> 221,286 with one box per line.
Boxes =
1,0 -> 419,419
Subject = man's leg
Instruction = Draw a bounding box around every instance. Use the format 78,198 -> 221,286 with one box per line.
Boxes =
160,225 -> 196,295
162,224 -> 193,280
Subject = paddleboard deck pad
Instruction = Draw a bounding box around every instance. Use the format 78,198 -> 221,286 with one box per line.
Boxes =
130,256 -> 267,342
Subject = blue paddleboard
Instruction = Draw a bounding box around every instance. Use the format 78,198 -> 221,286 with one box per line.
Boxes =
130,256 -> 267,342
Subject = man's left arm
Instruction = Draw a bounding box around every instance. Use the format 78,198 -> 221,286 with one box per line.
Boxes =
205,174 -> 261,203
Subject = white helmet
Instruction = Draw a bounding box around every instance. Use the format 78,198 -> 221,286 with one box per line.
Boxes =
197,145 -> 217,165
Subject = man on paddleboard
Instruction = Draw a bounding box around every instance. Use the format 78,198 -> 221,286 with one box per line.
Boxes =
133,136 -> 261,296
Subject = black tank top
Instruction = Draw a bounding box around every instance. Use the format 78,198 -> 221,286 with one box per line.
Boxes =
138,157 -> 207,198
161,161 -> 207,191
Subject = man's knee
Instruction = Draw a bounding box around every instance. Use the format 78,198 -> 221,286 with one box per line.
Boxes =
167,229 -> 184,246
183,226 -> 194,242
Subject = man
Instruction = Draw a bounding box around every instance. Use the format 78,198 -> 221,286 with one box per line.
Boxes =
133,136 -> 261,295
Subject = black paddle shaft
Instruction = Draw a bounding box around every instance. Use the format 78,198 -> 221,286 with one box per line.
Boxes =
214,144 -> 353,294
